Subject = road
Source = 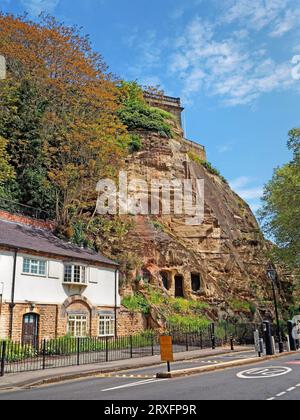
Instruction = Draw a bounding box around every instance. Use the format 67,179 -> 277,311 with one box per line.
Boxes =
1,352 -> 300,400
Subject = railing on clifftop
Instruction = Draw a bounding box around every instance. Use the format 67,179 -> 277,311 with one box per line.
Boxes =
0,198 -> 50,221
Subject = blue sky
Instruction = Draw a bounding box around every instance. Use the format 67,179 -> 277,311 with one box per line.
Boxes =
2,0 -> 300,213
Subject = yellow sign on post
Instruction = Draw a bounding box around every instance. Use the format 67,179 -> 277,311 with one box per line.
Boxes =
160,336 -> 174,362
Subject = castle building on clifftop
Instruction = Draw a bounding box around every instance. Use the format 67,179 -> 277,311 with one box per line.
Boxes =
144,92 -> 207,162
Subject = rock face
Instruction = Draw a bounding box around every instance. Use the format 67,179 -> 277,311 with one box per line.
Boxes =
116,97 -> 291,322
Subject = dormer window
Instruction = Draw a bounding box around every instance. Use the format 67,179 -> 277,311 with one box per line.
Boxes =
64,265 -> 87,285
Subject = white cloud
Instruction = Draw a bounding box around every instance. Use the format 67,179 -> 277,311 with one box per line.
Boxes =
249,203 -> 261,213
270,9 -> 300,38
230,176 -> 252,190
20,0 -> 60,16
235,187 -> 264,201
222,0 -> 290,31
125,0 -> 300,107
169,13 -> 298,106
217,142 -> 234,154
230,176 -> 263,201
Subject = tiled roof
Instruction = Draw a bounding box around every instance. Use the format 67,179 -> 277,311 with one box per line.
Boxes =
0,219 -> 117,266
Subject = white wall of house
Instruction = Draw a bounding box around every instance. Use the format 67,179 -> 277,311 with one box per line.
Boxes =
0,250 -> 120,307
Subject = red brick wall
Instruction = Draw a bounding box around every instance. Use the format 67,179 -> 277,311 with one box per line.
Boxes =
0,210 -> 55,231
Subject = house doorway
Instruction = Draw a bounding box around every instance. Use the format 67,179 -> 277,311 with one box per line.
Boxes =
22,313 -> 39,348
175,275 -> 184,298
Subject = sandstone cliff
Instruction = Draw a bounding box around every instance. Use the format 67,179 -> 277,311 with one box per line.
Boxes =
115,108 -> 292,323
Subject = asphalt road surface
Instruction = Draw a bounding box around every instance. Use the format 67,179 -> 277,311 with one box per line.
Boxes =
1,352 -> 300,400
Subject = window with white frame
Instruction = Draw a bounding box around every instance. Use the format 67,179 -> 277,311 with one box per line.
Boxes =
23,258 -> 47,276
64,265 -> 87,284
67,315 -> 88,337
99,314 -> 115,337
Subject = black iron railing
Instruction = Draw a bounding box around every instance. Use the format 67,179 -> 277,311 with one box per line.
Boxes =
0,323 -> 288,377
0,198 -> 50,221
0,327 -> 215,376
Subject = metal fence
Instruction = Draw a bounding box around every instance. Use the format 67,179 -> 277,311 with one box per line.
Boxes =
0,323 -> 270,377
0,198 -> 51,220
0,326 -> 218,376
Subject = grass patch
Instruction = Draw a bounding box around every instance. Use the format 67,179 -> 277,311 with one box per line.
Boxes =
228,298 -> 253,313
170,298 -> 209,313
122,294 -> 150,314
167,314 -> 210,331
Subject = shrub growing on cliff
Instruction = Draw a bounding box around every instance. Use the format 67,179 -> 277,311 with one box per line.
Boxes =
228,298 -> 252,313
118,81 -> 174,138
188,151 -> 228,184
122,294 -> 150,315
128,134 -> 142,153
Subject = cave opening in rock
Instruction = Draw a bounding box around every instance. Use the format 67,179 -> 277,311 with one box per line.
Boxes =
160,271 -> 170,290
142,268 -> 151,284
175,275 -> 184,298
191,273 -> 201,292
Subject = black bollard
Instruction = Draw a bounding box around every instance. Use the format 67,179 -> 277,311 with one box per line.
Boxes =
288,321 -> 297,351
263,321 -> 274,356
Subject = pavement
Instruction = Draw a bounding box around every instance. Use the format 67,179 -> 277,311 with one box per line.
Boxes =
0,346 -> 251,391
1,351 -> 300,400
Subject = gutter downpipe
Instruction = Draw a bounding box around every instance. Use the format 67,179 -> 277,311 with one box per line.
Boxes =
9,249 -> 18,340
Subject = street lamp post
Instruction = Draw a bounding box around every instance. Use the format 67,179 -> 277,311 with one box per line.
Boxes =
267,264 -> 284,354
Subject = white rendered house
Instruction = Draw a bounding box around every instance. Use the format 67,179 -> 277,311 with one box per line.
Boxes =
0,214 -> 120,345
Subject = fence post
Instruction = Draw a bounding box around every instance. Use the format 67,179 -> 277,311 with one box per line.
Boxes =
42,339 -> 46,370
105,336 -> 109,362
211,323 -> 216,350
200,331 -> 203,350
151,334 -> 154,356
77,337 -> 80,366
230,336 -> 234,351
186,332 -> 189,352
1,341 -> 6,377
130,335 -> 133,359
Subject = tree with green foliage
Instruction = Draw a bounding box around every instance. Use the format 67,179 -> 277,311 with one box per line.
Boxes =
260,129 -> 300,269
117,81 -> 174,138
0,136 -> 15,184
0,13 -> 129,231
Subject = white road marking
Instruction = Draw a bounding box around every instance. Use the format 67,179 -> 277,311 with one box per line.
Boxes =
102,378 -> 167,392
237,367 -> 292,379
267,383 -> 300,400
276,392 -> 286,397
